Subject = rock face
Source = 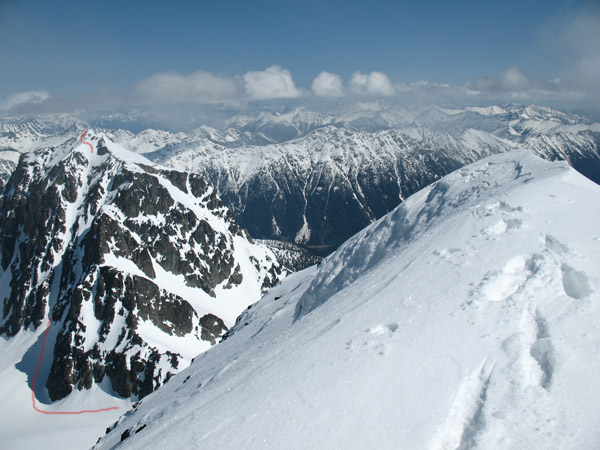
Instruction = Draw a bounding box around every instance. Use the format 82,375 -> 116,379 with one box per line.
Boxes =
0,132 -> 283,401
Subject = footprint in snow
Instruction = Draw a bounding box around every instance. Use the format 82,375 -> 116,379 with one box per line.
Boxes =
561,264 -> 591,299
345,323 -> 399,356
433,247 -> 466,265
477,254 -> 539,303
478,201 -> 525,240
544,234 -> 568,255
515,309 -> 555,390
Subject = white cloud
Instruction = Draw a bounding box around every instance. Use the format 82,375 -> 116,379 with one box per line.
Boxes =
243,66 -> 301,100
349,71 -> 395,96
0,90 -> 50,111
428,7 -> 600,104
312,71 -> 345,97
133,70 -> 239,104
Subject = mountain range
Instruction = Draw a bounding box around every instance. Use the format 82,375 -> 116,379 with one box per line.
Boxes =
1,103 -> 599,448
0,131 -> 283,418
2,103 -> 599,254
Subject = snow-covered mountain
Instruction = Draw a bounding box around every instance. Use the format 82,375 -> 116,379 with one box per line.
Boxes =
147,126 -> 480,251
2,104 -> 600,253
148,106 -> 600,251
0,115 -> 88,152
94,150 -> 600,450
224,106 -> 333,143
0,132 -> 283,409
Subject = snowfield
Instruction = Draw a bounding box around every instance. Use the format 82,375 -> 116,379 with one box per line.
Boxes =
94,150 -> 600,450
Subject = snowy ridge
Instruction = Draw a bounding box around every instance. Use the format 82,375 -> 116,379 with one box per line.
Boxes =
95,151 -> 600,449
0,115 -> 87,152
295,149 -> 569,317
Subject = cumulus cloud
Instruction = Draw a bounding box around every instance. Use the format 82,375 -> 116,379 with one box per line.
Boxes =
312,71 -> 345,97
243,66 -> 301,100
0,90 -> 51,111
349,71 -> 395,96
133,70 -> 240,104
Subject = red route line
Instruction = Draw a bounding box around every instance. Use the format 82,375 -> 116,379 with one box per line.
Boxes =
80,130 -> 94,153
31,324 -> 120,414
29,132 -> 117,414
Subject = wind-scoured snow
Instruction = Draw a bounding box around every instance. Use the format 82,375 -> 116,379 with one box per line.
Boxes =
95,150 -> 600,450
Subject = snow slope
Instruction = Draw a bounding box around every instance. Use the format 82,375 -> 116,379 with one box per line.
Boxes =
95,150 -> 600,449
0,329 -> 128,450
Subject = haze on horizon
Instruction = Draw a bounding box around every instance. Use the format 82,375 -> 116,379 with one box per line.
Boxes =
1,0 -> 599,118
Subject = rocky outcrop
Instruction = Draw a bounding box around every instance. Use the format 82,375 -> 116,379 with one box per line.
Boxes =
0,132 -> 284,401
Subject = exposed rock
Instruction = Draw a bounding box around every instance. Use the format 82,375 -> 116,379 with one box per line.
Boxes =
0,133 -> 284,401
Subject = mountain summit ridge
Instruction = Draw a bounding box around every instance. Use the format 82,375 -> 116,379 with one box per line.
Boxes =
94,150 -> 600,450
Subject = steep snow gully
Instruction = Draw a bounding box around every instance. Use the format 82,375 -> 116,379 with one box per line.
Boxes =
31,131 -> 117,415
31,317 -> 119,415
80,130 -> 94,154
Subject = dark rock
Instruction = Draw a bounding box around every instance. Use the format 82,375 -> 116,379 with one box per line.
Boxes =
200,314 -> 228,345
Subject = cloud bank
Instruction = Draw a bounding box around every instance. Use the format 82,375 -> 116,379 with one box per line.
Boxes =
4,4 -> 600,120
465,6 -> 600,103
465,66 -> 561,99
0,90 -> 51,111
133,71 -> 240,104
557,7 -> 600,97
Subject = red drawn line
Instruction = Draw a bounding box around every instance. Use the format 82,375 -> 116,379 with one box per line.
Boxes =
31,317 -> 119,415
80,130 -> 94,153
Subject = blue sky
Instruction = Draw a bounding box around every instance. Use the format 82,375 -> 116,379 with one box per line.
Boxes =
1,0 -> 599,112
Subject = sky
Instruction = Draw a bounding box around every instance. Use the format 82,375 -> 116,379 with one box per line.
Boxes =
0,0 -> 599,115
